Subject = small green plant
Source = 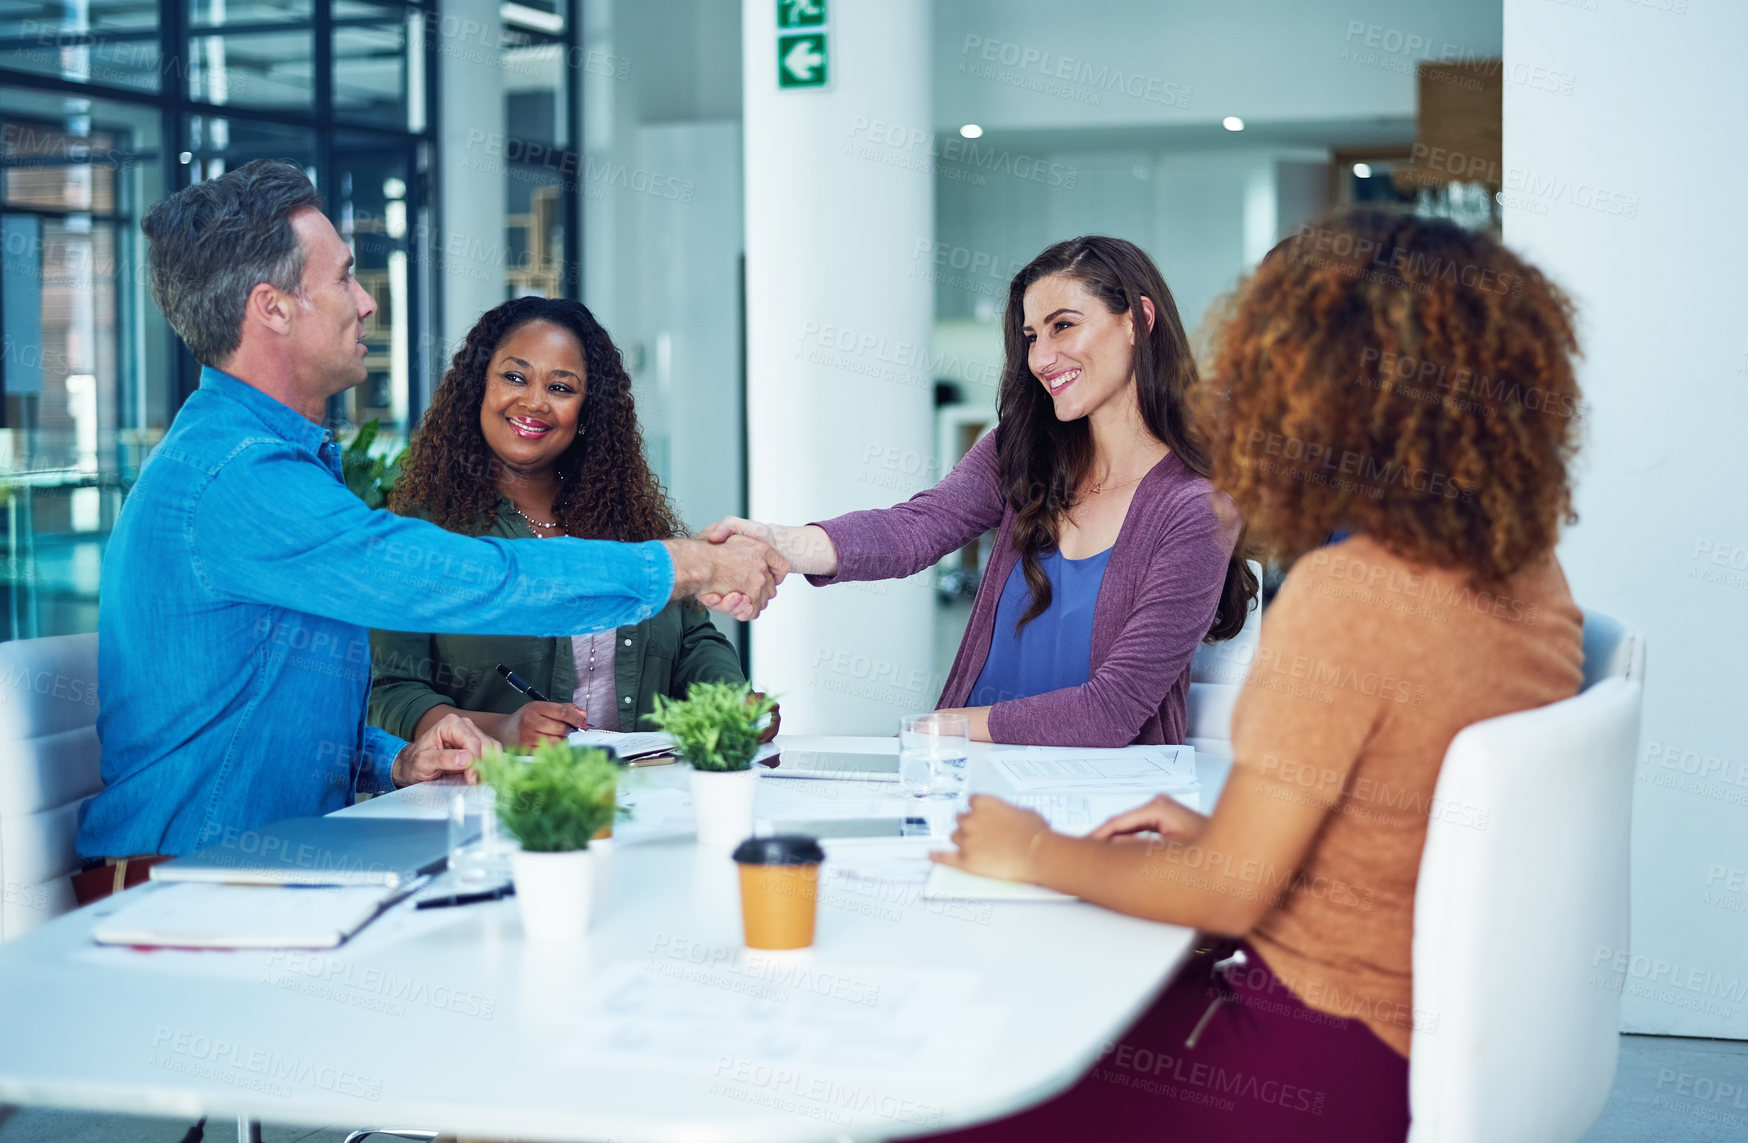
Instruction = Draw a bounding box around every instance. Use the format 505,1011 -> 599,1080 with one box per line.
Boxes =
341,419 -> 407,510
647,682 -> 777,772
473,741 -> 618,852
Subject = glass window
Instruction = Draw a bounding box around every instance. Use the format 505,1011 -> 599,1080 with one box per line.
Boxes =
499,2 -> 575,300
188,32 -> 315,110
334,2 -> 422,131
184,114 -> 317,182
0,2 -> 435,640
330,135 -> 419,440
0,0 -> 163,93
503,26 -> 570,150
1,89 -> 166,638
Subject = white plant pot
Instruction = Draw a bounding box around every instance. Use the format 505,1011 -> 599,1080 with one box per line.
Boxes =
589,836 -> 614,911
509,847 -> 593,944
689,766 -> 759,848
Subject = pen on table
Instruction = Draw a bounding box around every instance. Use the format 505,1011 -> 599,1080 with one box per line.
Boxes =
495,663 -> 553,704
416,883 -> 515,910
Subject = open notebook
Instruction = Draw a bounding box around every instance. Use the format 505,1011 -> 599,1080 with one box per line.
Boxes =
93,882 -> 413,949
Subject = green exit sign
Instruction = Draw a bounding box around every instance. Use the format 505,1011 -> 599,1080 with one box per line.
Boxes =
778,32 -> 827,88
777,0 -> 825,29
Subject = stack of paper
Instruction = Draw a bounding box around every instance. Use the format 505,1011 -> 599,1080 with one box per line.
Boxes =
986,744 -> 1197,795
923,744 -> 1201,901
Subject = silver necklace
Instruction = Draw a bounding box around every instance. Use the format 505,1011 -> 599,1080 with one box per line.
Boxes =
514,505 -> 560,533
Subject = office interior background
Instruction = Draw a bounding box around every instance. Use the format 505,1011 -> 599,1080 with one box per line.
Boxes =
0,0 -> 1744,1137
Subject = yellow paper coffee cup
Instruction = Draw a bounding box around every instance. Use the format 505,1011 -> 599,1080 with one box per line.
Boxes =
732,835 -> 826,950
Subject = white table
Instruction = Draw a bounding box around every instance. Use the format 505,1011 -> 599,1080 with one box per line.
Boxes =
0,737 -> 1232,1142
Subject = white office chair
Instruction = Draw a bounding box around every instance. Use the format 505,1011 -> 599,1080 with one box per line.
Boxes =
0,633 -> 104,941
1185,561 -> 1263,759
1407,608 -> 1645,1143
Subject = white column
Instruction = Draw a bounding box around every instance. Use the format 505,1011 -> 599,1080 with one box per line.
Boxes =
1506,0 -> 1748,1040
437,0 -> 507,356
743,0 -> 937,734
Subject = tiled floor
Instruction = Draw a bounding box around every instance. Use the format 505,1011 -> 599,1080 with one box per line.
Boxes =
2,1033 -> 1742,1141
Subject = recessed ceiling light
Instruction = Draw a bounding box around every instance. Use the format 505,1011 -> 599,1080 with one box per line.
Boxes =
1222,116 -> 1244,132
960,124 -> 983,139
1353,162 -> 1373,178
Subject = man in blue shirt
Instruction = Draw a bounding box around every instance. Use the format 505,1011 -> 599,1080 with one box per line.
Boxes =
78,161 -> 783,860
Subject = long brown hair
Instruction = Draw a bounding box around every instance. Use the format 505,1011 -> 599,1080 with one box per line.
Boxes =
392,296 -> 685,542
1199,209 -> 1581,582
998,236 -> 1256,640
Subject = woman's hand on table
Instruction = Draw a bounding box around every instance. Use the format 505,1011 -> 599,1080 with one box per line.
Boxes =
1087,794 -> 1208,843
497,700 -> 588,749
929,794 -> 1053,883
392,712 -> 492,787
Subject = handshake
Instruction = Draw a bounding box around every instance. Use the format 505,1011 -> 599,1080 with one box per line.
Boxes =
660,519 -> 839,622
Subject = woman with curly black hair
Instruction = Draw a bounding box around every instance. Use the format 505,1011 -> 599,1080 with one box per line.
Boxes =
369,296 -> 748,748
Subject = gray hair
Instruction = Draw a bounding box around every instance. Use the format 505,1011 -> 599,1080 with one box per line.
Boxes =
140,159 -> 323,367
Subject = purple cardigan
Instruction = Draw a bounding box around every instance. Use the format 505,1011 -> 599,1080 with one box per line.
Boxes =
810,431 -> 1239,746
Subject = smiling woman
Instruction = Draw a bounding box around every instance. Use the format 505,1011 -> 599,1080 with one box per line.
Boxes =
369,296 -> 750,749
704,236 -> 1256,747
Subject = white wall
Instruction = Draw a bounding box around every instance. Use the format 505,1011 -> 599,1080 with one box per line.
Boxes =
934,0 -> 1501,130
634,122 -> 744,535
1506,0 -> 1748,1040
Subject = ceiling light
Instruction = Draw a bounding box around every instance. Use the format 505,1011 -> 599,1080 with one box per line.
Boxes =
1353,162 -> 1373,178
1222,116 -> 1244,132
959,124 -> 983,139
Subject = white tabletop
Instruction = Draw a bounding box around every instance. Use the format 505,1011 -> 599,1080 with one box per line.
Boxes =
0,737 -> 1231,1142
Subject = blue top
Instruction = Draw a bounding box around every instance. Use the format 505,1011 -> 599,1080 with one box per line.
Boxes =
79,367 -> 675,858
968,547 -> 1113,707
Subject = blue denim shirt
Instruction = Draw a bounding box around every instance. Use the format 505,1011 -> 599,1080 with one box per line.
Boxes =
78,367 -> 675,858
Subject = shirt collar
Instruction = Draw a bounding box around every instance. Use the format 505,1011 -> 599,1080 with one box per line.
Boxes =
199,365 -> 332,454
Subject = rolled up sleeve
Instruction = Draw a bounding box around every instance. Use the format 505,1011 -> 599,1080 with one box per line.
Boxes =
193,443 -> 675,636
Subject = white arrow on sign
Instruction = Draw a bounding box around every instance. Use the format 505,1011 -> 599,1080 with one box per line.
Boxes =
783,37 -> 824,82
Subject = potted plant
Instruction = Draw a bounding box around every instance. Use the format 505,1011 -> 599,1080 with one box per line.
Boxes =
473,741 -> 618,943
339,418 -> 407,509
648,682 -> 778,848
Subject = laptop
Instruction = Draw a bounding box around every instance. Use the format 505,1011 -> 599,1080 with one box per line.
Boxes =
149,817 -> 450,889
760,749 -> 903,782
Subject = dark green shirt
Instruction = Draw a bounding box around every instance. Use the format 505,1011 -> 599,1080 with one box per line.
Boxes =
369,497 -> 743,739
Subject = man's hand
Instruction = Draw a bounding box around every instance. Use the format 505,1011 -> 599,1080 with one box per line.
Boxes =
498,700 -> 588,749
664,535 -> 787,621
392,712 -> 491,787
928,794 -> 1053,883
1087,794 -> 1209,842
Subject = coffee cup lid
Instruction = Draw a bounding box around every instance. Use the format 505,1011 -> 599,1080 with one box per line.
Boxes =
732,834 -> 825,865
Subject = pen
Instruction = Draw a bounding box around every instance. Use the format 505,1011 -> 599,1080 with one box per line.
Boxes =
416,884 -> 515,910
496,663 -> 553,704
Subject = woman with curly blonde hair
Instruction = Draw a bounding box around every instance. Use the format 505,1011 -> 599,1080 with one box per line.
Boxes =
370,296 -> 749,748
928,210 -> 1587,1141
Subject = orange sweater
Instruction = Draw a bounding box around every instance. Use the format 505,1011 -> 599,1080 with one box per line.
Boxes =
1237,536 -> 1583,1056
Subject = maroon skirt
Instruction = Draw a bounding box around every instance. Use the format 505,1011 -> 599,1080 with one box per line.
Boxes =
915,939 -> 1411,1142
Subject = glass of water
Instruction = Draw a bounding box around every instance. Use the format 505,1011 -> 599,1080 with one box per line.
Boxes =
448,786 -> 512,887
899,713 -> 971,805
